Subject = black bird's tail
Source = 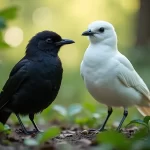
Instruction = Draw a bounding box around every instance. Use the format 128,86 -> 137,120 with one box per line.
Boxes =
0,92 -> 11,124
0,111 -> 11,124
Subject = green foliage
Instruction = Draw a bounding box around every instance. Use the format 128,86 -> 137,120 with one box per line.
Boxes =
52,103 -> 103,128
0,18 -> 6,29
126,119 -> 149,130
131,128 -> 148,142
0,122 -> 11,134
52,104 -> 83,119
0,28 -> 9,48
36,126 -> 60,144
97,131 -> 130,150
96,128 -> 150,150
126,116 -> 150,132
94,115 -> 150,150
0,40 -> 10,49
143,116 -> 150,124
0,6 -> 19,49
0,6 -> 19,20
53,105 -> 67,117
24,126 -> 60,146
67,104 -> 82,116
0,1 -> 150,149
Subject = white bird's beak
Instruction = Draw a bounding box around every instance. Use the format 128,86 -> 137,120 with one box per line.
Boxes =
82,29 -> 95,36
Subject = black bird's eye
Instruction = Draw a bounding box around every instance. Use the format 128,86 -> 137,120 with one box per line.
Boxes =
99,27 -> 105,33
46,38 -> 52,43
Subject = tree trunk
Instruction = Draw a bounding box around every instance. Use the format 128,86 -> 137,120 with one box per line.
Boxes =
136,0 -> 150,47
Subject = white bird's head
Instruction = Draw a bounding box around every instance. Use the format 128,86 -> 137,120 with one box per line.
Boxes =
82,21 -> 117,47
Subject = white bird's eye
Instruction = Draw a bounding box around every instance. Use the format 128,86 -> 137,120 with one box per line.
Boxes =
99,27 -> 105,33
46,38 -> 52,43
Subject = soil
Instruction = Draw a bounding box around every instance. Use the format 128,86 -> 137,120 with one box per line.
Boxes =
0,122 -> 138,150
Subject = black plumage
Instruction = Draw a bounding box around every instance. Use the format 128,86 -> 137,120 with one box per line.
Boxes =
0,31 -> 74,134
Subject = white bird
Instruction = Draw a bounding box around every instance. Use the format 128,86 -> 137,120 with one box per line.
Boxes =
80,20 -> 150,131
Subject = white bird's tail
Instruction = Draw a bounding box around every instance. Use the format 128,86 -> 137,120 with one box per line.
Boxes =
136,106 -> 150,116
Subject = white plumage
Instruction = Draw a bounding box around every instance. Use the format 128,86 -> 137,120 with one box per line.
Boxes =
80,21 -> 150,130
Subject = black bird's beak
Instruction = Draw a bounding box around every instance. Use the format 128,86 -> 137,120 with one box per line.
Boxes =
56,39 -> 75,46
82,29 -> 95,36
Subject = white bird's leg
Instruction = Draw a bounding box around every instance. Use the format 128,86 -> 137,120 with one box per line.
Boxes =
98,107 -> 113,131
117,108 -> 128,131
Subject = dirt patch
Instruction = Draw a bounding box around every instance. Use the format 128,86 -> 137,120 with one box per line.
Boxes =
0,125 -> 138,150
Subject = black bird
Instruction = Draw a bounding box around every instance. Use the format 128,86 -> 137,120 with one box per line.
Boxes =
0,31 -> 74,134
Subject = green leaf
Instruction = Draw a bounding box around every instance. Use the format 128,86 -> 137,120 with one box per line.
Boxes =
131,128 -> 148,142
3,124 -> 11,134
0,123 -> 10,134
75,117 -> 89,125
67,104 -> 82,116
0,6 -> 19,20
4,124 -> 10,131
0,122 -> 4,132
126,119 -> 149,130
24,138 -> 39,146
37,126 -> 60,144
0,31 -> 2,40
92,113 -> 100,119
52,105 -> 67,117
96,131 -> 130,150
0,17 -> 6,29
132,135 -> 150,150
83,102 -> 96,112
0,40 -> 10,49
143,116 -> 150,124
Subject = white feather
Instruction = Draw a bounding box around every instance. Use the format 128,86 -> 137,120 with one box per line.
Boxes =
81,20 -> 150,115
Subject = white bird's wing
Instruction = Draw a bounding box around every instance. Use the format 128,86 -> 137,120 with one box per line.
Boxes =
80,61 -> 84,80
116,52 -> 150,101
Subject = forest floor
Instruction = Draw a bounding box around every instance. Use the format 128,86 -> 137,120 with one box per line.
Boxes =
0,122 -> 137,150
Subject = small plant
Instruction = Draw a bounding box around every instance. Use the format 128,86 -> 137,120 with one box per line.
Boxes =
0,122 -> 11,135
52,104 -> 83,122
24,126 -> 60,146
96,127 -> 150,150
126,116 -> 150,131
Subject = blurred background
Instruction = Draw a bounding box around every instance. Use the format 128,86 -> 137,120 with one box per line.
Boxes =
0,0 -> 150,129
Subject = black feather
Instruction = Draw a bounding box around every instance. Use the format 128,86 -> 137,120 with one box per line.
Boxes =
0,30 -> 74,132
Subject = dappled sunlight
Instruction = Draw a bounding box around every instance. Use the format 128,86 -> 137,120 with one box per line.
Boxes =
32,7 -> 52,27
1,1 -> 150,149
4,26 -> 23,47
0,0 -> 147,127
0,0 -> 143,111
120,0 -> 139,12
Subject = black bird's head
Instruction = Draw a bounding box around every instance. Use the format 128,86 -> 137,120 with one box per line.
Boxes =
26,30 -> 74,56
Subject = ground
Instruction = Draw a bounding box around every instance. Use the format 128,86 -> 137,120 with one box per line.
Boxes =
0,122 -> 138,150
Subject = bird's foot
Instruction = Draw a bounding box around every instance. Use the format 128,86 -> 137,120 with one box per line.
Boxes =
33,128 -> 44,133
89,129 -> 100,134
98,128 -> 107,132
15,128 -> 40,135
116,128 -> 122,132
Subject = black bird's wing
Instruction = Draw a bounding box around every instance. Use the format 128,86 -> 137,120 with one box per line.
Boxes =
0,58 -> 29,110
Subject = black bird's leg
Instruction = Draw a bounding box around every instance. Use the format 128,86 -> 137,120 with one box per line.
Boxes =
16,114 -> 34,135
29,114 -> 41,133
98,107 -> 113,131
117,108 -> 128,131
